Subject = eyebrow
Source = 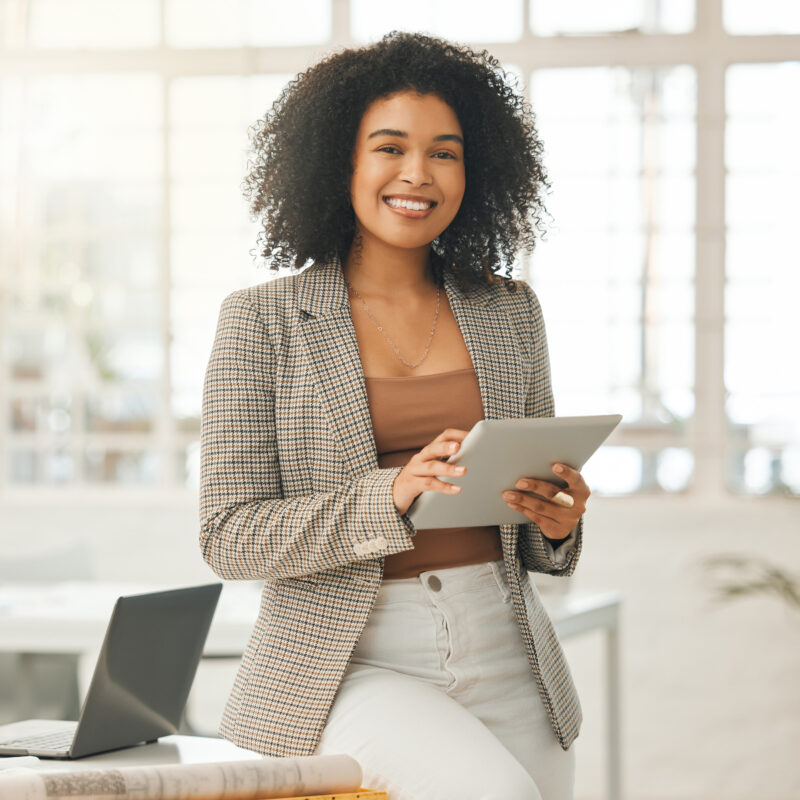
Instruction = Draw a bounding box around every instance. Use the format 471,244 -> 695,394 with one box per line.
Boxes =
367,128 -> 464,146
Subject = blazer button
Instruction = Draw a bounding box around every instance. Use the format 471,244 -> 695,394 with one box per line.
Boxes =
427,575 -> 442,592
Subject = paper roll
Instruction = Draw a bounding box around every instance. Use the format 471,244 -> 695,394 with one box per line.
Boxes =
0,755 -> 362,800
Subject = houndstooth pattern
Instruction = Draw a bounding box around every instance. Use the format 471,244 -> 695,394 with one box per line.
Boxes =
199,255 -> 583,756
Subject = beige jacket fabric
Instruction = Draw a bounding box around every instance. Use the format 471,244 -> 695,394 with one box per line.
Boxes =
199,256 -> 583,757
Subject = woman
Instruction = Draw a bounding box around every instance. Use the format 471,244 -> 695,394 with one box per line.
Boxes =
200,31 -> 590,800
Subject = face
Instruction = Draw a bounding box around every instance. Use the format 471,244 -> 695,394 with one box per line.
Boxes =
349,90 -> 466,253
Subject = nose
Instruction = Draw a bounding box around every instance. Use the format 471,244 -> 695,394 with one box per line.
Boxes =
399,151 -> 432,186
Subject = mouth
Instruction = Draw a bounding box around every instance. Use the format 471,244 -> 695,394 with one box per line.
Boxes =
382,195 -> 437,219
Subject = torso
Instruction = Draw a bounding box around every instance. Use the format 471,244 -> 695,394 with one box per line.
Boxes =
347,284 -> 474,378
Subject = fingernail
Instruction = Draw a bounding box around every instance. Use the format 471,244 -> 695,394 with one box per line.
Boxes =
449,443 -> 457,452
515,480 -> 529,490
503,492 -> 518,501
553,464 -> 564,474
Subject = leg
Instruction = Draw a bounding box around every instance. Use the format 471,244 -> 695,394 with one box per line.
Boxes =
433,562 -> 576,799
315,663 -> 545,800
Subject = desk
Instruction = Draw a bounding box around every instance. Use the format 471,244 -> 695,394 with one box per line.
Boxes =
13,734 -> 262,772
0,582 -> 622,800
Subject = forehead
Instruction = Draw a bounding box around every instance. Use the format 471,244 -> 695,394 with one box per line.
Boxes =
357,91 -> 462,137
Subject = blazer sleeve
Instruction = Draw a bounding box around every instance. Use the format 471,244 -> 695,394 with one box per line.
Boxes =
198,291 -> 415,582
516,281 -> 583,577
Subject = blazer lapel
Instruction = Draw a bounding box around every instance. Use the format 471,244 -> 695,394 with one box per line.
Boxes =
442,270 -> 525,423
297,257 -> 379,479
297,256 -> 526,480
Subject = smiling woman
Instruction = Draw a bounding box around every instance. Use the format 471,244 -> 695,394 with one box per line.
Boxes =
241,31 -> 551,293
201,31 -> 585,800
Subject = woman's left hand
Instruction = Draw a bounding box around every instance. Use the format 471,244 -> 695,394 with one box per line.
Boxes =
501,463 -> 590,541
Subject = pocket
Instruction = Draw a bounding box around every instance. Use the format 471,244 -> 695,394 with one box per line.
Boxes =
490,561 -> 512,604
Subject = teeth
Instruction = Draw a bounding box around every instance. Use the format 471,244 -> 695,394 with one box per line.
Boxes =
385,197 -> 433,211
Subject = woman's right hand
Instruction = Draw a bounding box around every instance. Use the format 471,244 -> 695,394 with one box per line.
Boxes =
392,428 -> 470,516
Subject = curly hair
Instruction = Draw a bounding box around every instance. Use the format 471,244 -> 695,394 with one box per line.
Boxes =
242,31 -> 552,293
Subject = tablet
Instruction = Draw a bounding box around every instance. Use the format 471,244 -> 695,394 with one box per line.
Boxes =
405,414 -> 622,529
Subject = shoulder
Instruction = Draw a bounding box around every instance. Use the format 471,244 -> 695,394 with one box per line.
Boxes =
222,273 -> 298,317
485,278 -> 548,356
483,277 -> 542,318
214,273 -> 301,357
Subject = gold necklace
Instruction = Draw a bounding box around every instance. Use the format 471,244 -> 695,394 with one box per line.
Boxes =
345,279 -> 441,369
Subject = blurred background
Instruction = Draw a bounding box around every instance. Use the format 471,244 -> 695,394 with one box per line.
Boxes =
0,0 -> 798,798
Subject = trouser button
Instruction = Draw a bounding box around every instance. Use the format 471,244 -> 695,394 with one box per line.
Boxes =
427,575 -> 442,592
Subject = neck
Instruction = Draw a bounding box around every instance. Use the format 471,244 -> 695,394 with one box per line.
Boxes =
342,232 -> 435,298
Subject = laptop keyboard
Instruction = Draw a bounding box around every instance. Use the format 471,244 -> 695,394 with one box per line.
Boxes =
1,729 -> 74,750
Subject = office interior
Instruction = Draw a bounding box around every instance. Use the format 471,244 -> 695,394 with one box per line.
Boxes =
1,1 -> 798,798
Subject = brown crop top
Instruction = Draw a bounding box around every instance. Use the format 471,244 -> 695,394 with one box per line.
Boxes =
364,368 -> 504,579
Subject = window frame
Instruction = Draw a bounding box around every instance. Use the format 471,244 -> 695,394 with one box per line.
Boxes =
0,0 -> 798,500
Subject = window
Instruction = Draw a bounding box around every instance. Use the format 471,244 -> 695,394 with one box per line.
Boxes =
529,0 -> 695,35
724,0 -> 800,35
1,0 -> 798,498
725,62 -> 800,494
529,66 -> 696,494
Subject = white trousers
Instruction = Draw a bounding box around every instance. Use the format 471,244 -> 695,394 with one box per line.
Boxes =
313,559 -> 576,800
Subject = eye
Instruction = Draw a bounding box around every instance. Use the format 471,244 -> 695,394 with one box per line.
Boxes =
377,145 -> 401,154
433,152 -> 457,159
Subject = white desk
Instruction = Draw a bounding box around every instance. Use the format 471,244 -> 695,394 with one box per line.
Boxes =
4,734 -> 262,773
0,581 -> 622,800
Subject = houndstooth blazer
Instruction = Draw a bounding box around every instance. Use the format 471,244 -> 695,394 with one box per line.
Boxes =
199,255 -> 583,757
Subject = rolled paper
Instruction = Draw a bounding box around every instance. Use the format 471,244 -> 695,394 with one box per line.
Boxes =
0,754 -> 363,800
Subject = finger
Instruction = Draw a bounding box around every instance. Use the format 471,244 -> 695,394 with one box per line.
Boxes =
430,440 -> 461,462
505,500 -> 559,526
552,463 -> 588,492
427,459 -> 466,479
513,477 -> 565,499
508,478 -> 574,509
420,475 -> 462,494
435,428 -> 470,444
503,494 -> 560,524
427,432 -> 469,460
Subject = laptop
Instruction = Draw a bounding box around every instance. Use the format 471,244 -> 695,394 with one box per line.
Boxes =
0,583 -> 222,759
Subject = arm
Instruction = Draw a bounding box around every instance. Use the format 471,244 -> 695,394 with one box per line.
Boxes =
199,290 -> 415,582
516,281 -> 583,577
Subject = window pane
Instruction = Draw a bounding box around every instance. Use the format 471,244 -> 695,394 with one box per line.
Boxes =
724,0 -> 800,34
351,0 -> 523,43
0,73 -> 165,488
85,393 -> 156,433
168,75 -> 285,443
166,0 -> 330,47
582,447 -> 643,495
29,0 -> 159,48
248,0 -> 330,46
725,62 -> 800,495
84,448 -> 158,484
530,67 -> 696,458
530,0 -> 695,35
